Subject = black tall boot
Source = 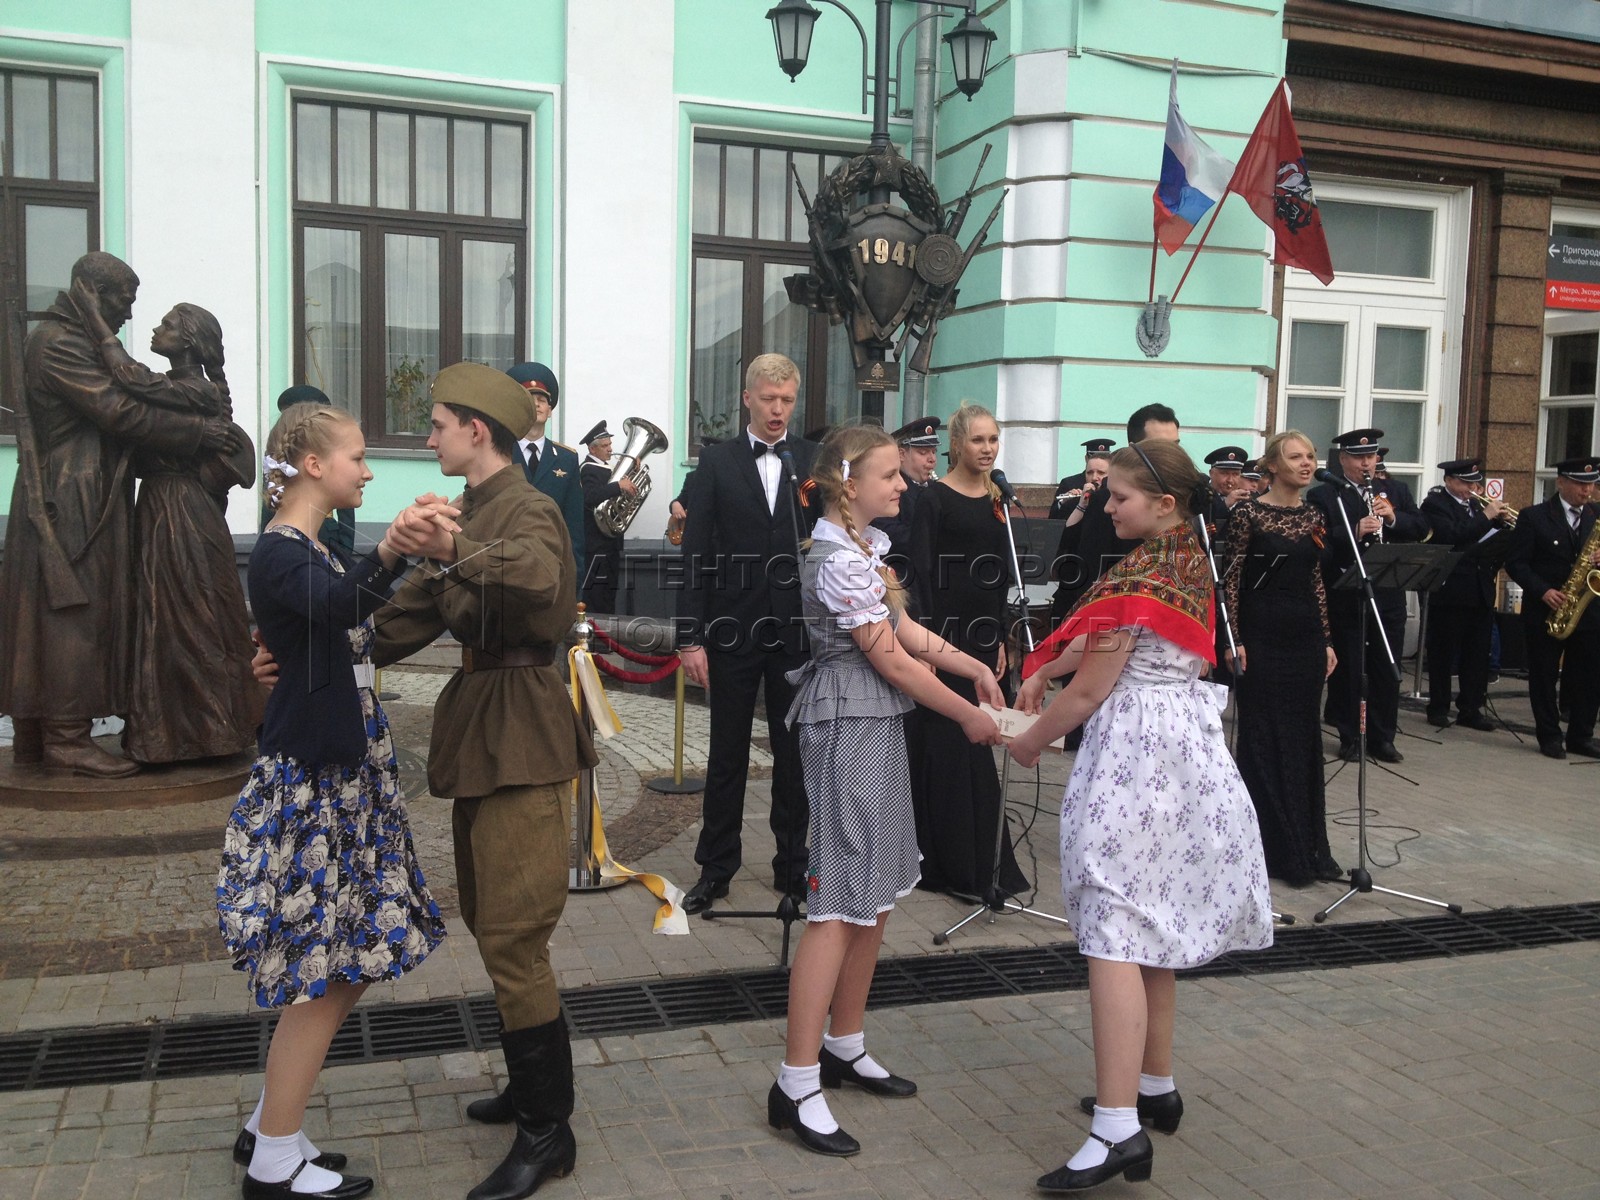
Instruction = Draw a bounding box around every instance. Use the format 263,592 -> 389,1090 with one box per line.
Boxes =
467,1018 -> 576,1200
466,1020 -> 515,1124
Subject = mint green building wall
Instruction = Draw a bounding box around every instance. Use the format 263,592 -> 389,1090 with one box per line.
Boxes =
254,0 -> 567,518
928,0 -> 1288,480
0,0 -> 132,511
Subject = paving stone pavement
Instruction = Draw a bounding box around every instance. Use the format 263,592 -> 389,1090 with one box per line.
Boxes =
4,670 -> 1600,1198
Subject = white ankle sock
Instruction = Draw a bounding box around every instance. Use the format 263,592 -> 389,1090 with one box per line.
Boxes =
246,1095 -> 324,1162
822,1030 -> 889,1080
1138,1073 -> 1175,1097
778,1062 -> 838,1134
248,1130 -> 342,1193
1066,1105 -> 1140,1170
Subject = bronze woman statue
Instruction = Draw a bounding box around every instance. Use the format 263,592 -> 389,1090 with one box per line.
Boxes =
81,289 -> 262,763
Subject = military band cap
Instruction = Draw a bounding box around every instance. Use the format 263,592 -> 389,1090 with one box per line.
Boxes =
1438,457 -> 1484,481
506,361 -> 560,407
1204,446 -> 1249,469
435,361 -> 536,435
580,421 -> 611,446
1241,460 -> 1263,480
892,416 -> 942,446
1332,428 -> 1384,452
1556,457 -> 1600,482
1081,437 -> 1115,454
277,384 -> 331,412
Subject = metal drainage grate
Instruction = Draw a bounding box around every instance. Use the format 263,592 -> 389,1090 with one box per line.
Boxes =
3,900 -> 1599,1094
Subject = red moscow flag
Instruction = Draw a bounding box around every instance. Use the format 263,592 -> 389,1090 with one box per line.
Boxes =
1226,81 -> 1335,285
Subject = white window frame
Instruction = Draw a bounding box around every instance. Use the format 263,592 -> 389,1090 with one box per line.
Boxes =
1537,204 -> 1600,499
1277,178 -> 1471,488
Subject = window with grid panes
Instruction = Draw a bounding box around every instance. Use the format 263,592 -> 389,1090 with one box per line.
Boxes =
689,138 -> 871,451
293,99 -> 528,446
0,68 -> 100,436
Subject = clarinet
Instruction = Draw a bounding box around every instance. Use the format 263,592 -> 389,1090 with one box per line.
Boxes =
1360,470 -> 1384,546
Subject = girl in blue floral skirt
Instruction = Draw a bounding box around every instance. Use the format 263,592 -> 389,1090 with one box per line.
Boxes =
218,402 -> 456,1199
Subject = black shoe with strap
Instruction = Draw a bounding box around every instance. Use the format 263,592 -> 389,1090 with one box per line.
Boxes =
1036,1130 -> 1154,1193
1075,1090 -> 1182,1134
766,1082 -> 860,1157
467,1018 -> 578,1200
818,1046 -> 917,1097
241,1161 -> 373,1200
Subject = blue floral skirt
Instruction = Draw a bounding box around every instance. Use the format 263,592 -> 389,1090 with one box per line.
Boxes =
216,694 -> 446,1008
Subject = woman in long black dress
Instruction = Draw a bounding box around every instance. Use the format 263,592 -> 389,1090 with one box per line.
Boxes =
909,402 -> 1029,898
1223,430 -> 1340,887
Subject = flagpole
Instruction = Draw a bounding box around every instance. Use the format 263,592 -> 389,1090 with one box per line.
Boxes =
1169,194 -> 1230,305
1148,236 -> 1160,304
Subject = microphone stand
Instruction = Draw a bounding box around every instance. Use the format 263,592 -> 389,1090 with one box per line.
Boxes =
1315,480 -> 1460,923
701,447 -> 809,966
935,487 -> 1074,945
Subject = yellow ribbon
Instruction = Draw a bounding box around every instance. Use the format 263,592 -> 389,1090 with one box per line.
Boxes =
567,645 -> 688,934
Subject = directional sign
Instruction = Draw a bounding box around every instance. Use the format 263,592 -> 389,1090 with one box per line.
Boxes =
1547,236 -> 1600,311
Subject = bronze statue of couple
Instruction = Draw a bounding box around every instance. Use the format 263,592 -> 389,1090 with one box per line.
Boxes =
0,251 -> 261,779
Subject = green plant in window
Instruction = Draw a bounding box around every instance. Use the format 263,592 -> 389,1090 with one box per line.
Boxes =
689,398 -> 734,447
386,357 -> 431,435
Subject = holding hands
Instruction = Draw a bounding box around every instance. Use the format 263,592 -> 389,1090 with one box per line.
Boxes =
382,493 -> 461,563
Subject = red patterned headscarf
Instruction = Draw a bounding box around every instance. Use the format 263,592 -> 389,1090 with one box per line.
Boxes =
1024,522 -> 1216,678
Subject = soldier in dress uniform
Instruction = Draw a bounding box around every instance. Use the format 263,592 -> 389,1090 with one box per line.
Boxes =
508,361 -> 585,586
1241,459 -> 1266,495
578,421 -> 638,614
872,416 -> 942,578
1046,438 -> 1115,521
1308,427 -> 1429,763
1504,457 -> 1600,759
1420,458 -> 1510,731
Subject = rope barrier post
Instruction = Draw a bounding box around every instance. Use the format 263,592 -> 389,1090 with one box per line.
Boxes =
570,604 -> 626,892
647,662 -> 705,795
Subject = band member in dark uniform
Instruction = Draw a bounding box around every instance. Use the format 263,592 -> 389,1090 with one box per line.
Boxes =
1308,428 -> 1428,764
871,416 -> 942,578
677,354 -> 817,913
1504,457 -> 1600,759
1046,438 -> 1115,521
1242,459 -> 1265,495
577,422 -> 638,615
1420,458 -> 1510,731
1201,445 -> 1251,679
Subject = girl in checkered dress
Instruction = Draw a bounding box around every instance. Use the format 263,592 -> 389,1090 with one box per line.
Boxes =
766,424 -> 1006,1158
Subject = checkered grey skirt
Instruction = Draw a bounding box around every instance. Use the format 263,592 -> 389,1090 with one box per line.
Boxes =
798,715 -> 920,925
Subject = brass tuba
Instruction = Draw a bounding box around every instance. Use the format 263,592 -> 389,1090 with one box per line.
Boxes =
1546,510 -> 1600,640
594,417 -> 669,538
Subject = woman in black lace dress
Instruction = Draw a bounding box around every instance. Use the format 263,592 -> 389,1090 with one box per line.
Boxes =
908,402 -> 1029,898
1223,431 -> 1340,887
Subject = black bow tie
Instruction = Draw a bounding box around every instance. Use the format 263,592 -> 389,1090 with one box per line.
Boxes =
752,438 -> 786,458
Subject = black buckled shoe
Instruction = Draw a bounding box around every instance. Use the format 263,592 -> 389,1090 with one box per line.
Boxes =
818,1047 -> 917,1097
232,1129 -> 347,1171
766,1082 -> 860,1157
1036,1130 -> 1153,1193
1075,1090 -> 1182,1135
241,1162 -> 373,1200
682,876 -> 729,915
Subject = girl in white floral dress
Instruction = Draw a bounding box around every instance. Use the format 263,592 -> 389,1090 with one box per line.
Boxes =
1010,440 -> 1272,1194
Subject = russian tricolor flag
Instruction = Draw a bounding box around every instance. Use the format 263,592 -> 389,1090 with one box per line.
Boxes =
1153,63 -> 1236,255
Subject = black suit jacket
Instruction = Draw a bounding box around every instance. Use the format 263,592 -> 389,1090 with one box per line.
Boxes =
1420,487 -> 1505,608
677,434 -> 817,652
1046,471 -> 1087,522
1505,495 -> 1600,633
1308,474 -> 1429,619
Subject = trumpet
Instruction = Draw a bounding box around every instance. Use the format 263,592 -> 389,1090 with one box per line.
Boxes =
1468,492 -> 1518,528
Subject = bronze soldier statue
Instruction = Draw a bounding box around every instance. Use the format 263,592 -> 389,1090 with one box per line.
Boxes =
0,251 -> 239,778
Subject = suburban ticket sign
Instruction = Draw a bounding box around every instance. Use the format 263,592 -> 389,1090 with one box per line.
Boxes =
1546,236 -> 1600,311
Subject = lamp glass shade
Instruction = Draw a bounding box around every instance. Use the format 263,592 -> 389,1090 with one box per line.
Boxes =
943,13 -> 997,99
766,0 -> 820,80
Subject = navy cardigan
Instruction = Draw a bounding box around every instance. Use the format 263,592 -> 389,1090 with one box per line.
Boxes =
249,528 -> 402,768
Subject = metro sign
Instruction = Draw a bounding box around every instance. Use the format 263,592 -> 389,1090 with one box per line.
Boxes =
1547,237 -> 1600,311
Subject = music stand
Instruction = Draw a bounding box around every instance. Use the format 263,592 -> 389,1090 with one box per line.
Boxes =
1316,542 -> 1464,923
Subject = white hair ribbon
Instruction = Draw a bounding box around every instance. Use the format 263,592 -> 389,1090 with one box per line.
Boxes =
841,459 -> 851,483
264,454 -> 300,507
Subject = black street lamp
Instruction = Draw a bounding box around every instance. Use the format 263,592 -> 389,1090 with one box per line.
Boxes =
765,0 -> 820,82
942,11 -> 999,99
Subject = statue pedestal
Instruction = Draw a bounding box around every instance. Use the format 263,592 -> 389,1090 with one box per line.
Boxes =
0,741 -> 252,810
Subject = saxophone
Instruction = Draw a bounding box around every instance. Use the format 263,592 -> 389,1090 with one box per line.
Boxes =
1546,509 -> 1600,640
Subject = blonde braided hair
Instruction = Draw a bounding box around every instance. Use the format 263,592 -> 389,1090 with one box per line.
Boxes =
812,423 -> 907,614
264,401 -> 358,508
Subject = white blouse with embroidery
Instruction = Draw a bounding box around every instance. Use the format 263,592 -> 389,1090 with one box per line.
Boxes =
811,517 -> 892,630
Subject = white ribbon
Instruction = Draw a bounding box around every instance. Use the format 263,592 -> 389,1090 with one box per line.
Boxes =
263,454 -> 300,506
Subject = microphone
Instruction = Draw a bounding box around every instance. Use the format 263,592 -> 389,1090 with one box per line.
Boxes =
1314,467 -> 1359,491
778,449 -> 798,480
990,468 -> 1020,507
